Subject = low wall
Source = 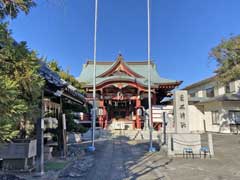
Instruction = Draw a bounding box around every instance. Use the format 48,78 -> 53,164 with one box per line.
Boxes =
67,132 -> 81,144
0,139 -> 37,171
168,133 -> 201,156
0,140 -> 36,159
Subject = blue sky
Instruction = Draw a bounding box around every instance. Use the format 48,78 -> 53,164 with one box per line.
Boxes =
9,0 -> 240,87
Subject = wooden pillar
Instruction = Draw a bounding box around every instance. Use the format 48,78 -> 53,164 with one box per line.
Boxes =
136,97 -> 141,107
126,106 -> 129,120
62,114 -> 67,157
99,100 -> 104,128
153,93 -> 157,105
135,98 -> 141,129
157,123 -> 161,131
58,97 -> 67,158
36,118 -> 44,175
103,107 -> 108,129
163,112 -> 167,144
99,116 -> 103,128
99,100 -> 104,107
36,90 -> 44,175
57,109 -> 62,152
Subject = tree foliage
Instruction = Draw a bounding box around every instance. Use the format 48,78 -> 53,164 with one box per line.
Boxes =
48,60 -> 85,92
0,23 -> 44,142
65,113 -> 87,133
211,35 -> 240,84
0,76 -> 25,142
0,0 -> 36,19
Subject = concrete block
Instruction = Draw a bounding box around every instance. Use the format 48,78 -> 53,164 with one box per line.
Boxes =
168,133 -> 201,156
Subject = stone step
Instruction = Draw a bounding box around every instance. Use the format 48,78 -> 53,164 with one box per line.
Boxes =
110,130 -> 162,140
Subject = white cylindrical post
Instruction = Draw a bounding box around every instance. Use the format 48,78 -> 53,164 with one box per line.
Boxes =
147,0 -> 155,152
92,0 -> 98,148
89,0 -> 98,152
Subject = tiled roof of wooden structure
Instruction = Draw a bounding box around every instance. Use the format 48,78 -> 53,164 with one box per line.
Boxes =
78,54 -> 182,88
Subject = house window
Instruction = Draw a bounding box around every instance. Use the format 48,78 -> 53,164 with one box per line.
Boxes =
229,111 -> 240,124
189,92 -> 196,98
212,111 -> 220,125
225,84 -> 230,93
206,87 -> 214,97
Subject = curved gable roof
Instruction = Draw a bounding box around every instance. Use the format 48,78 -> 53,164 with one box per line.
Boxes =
77,55 -> 182,88
97,54 -> 143,78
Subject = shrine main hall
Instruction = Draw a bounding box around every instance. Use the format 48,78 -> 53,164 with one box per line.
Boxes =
78,54 -> 181,129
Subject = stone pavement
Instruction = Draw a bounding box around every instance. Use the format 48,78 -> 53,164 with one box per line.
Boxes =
4,131 -> 240,180
58,131 -> 240,180
59,130 -> 162,180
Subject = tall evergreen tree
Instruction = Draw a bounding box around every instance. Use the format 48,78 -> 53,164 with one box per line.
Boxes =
0,0 -> 36,19
0,23 -> 44,141
211,35 -> 240,84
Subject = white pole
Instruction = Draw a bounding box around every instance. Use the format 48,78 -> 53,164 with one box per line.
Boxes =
91,0 -> 98,151
147,0 -> 154,152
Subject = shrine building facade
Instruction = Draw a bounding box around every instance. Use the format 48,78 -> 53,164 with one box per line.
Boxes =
78,54 -> 182,129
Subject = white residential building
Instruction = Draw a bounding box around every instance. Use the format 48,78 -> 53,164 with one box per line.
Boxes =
183,76 -> 240,133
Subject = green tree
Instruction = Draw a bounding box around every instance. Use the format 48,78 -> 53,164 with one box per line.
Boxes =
0,23 -> 44,141
48,60 -> 85,93
211,35 -> 240,84
0,76 -> 27,142
0,0 -> 36,19
48,60 -> 61,72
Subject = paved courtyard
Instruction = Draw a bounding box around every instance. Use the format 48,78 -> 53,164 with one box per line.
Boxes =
59,131 -> 240,180
4,131 -> 240,180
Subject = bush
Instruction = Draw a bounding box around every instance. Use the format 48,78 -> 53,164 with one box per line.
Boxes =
66,113 -> 87,133
0,120 -> 19,142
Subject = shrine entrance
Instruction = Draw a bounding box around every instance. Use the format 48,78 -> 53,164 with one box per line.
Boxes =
78,54 -> 182,129
103,99 -> 138,130
105,100 -> 136,121
100,84 -> 142,129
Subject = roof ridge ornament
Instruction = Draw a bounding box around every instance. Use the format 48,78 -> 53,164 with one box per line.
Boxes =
117,53 -> 124,62
96,54 -> 144,78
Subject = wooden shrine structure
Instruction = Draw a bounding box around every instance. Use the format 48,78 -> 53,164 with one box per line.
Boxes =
78,54 -> 182,129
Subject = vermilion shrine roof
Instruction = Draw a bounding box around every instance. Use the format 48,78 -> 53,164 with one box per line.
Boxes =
77,54 -> 181,89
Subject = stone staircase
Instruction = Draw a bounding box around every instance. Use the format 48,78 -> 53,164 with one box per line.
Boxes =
110,129 -> 170,155
110,129 -> 162,141
107,120 -> 134,130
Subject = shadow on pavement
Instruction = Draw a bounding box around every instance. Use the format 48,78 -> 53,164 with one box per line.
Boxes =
113,135 -> 172,180
78,134 -> 173,180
